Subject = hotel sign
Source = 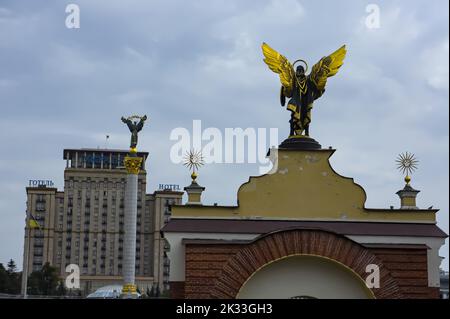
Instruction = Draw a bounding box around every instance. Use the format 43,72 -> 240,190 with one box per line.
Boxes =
29,180 -> 54,187
158,184 -> 181,191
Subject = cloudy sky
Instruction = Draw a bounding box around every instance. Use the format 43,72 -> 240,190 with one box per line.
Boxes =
0,0 -> 448,271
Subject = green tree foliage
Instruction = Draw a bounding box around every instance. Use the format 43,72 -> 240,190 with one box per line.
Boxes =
7,259 -> 17,273
27,262 -> 64,296
0,260 -> 67,296
0,260 -> 21,294
0,263 -> 8,292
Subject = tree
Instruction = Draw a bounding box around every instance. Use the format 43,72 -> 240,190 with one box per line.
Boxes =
6,259 -> 17,274
41,262 -> 60,295
28,270 -> 43,295
27,262 -> 61,296
56,280 -> 67,296
0,263 -> 8,292
1,259 -> 21,294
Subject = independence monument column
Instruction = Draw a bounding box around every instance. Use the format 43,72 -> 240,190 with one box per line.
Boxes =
120,114 -> 147,298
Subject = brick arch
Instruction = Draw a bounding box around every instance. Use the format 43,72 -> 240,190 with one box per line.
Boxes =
209,228 -> 403,299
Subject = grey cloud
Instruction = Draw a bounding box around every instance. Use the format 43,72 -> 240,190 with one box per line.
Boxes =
0,0 -> 448,270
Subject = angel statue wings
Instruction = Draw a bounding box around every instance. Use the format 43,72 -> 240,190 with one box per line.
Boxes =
262,43 -> 347,137
121,115 -> 148,150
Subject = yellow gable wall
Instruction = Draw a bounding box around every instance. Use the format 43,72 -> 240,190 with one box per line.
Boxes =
238,149 -> 366,219
172,149 -> 436,222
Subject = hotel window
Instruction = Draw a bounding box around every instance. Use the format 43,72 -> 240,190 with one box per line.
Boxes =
36,202 -> 45,211
35,230 -> 44,238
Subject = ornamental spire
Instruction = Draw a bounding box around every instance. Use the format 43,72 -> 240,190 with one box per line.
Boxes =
395,152 -> 420,209
396,152 -> 419,185
182,149 -> 205,205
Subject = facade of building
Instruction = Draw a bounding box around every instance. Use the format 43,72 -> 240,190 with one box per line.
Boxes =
163,147 -> 448,299
22,148 -> 182,295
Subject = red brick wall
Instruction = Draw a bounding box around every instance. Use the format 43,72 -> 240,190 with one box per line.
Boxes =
184,245 -> 241,299
177,229 -> 437,299
372,248 -> 439,299
169,281 -> 185,299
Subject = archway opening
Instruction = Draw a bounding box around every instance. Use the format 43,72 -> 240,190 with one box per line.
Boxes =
237,255 -> 373,299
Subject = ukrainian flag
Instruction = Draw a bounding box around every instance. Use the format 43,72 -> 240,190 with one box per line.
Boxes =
28,213 -> 41,229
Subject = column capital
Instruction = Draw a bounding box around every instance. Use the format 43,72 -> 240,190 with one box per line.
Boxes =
124,156 -> 143,175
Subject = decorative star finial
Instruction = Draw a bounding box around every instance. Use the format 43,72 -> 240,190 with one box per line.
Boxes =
396,152 -> 419,184
183,149 -> 204,181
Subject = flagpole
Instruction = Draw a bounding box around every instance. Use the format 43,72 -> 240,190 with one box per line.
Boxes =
22,211 -> 42,298
22,224 -> 31,299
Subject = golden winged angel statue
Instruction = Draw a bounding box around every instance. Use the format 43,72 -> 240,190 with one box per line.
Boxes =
262,43 -> 347,137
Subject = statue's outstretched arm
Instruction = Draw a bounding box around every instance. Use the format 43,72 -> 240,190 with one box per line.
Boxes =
136,115 -> 147,132
121,117 -> 134,131
136,119 -> 144,132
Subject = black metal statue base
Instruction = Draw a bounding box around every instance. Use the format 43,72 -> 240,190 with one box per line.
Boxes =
279,136 -> 322,150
